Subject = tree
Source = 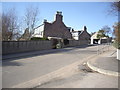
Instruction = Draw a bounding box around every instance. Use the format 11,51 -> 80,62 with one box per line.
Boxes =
24,5 -> 40,40
97,26 -> 111,39
2,8 -> 20,41
0,12 -> 2,41
90,32 -> 96,36
109,2 -> 120,16
113,22 -> 120,49
110,2 -> 120,45
109,2 -> 120,60
97,30 -> 106,39
101,25 -> 111,37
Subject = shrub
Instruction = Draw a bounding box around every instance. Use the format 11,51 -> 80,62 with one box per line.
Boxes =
51,39 -> 58,49
31,37 -> 49,40
113,41 -> 120,49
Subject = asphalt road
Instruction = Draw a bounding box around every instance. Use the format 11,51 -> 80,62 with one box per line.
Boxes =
2,45 -> 98,88
36,72 -> 118,88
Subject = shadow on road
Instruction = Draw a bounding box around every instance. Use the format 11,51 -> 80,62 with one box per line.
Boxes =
2,44 -> 96,62
3,61 -> 23,67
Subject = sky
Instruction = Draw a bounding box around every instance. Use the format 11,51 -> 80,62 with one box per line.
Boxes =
2,2 -> 118,34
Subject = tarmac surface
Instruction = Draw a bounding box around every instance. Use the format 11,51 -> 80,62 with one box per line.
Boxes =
2,45 -> 119,88
2,45 -> 98,88
87,46 -> 119,77
35,45 -> 119,88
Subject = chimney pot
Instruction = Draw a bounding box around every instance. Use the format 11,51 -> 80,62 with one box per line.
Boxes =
44,19 -> 47,23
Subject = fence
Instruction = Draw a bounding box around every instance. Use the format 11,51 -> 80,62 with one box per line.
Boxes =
97,43 -> 112,55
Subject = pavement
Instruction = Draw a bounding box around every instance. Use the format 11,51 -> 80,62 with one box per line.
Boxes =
87,46 -> 120,77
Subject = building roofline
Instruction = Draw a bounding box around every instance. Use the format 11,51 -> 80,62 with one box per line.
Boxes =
34,24 -> 44,30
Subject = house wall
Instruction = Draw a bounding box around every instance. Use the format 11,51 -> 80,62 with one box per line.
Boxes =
72,32 -> 79,40
44,12 -> 72,39
44,21 -> 72,39
32,24 -> 44,38
79,30 -> 91,44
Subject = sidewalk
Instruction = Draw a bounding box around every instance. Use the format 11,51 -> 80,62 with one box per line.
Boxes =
87,46 -> 120,77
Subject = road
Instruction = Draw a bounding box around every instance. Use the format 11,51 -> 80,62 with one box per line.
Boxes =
35,45 -> 118,88
36,72 -> 118,88
3,45 -> 99,88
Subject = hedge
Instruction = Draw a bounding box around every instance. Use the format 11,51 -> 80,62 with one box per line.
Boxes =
113,41 -> 120,49
31,37 -> 49,40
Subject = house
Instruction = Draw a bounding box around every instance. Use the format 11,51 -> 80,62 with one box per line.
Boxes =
91,31 -> 111,44
72,30 -> 81,40
19,28 -> 30,41
71,26 -> 91,43
32,11 -> 72,40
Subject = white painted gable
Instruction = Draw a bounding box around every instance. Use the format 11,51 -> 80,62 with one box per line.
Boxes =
32,24 -> 44,38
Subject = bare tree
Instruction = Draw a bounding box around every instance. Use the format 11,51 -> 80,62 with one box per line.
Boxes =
109,2 -> 120,60
24,5 -> 40,39
109,2 -> 120,16
2,8 -> 20,41
113,22 -> 120,44
110,2 -> 120,42
101,25 -> 111,37
0,12 -> 2,41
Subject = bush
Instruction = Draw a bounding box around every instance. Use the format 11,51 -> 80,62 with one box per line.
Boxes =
51,39 -> 58,49
56,43 -> 62,49
113,41 -> 120,49
31,37 -> 49,40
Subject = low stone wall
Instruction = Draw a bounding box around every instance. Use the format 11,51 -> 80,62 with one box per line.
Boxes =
2,40 -> 89,55
2,41 -> 52,55
67,40 -> 89,47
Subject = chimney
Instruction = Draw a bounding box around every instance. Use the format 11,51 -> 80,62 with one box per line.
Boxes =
43,19 -> 47,23
55,11 -> 63,22
84,26 -> 87,31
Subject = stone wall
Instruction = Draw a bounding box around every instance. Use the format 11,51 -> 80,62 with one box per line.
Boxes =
69,40 -> 89,46
2,41 -> 52,55
2,40 -> 89,55
63,40 -> 89,47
